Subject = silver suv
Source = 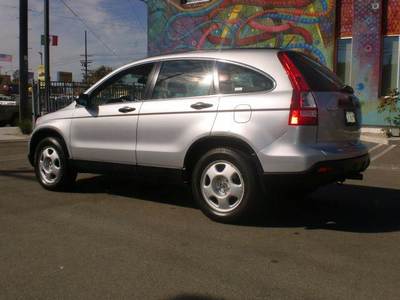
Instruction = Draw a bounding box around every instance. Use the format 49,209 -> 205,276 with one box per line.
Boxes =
28,49 -> 370,222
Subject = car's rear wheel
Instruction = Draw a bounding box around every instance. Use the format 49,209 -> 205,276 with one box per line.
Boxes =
191,148 -> 261,223
34,137 -> 77,191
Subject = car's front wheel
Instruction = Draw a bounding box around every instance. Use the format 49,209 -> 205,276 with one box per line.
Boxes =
191,148 -> 262,223
34,137 -> 77,191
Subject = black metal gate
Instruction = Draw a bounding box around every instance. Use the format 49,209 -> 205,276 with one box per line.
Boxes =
34,81 -> 89,116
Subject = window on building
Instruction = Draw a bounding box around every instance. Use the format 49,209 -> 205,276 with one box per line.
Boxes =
381,35 -> 400,96
336,38 -> 352,86
152,60 -> 214,99
217,62 -> 274,94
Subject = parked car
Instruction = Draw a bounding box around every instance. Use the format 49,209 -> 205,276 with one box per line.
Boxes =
28,49 -> 370,222
0,94 -> 18,126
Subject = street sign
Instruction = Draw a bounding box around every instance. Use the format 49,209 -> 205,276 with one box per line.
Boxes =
41,35 -> 59,46
38,64 -> 45,81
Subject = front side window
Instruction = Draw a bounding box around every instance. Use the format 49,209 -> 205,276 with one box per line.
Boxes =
152,60 -> 214,99
217,62 -> 274,94
91,63 -> 154,106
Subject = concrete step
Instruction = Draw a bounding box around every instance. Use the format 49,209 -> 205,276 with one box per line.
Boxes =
361,132 -> 400,145
0,126 -> 29,142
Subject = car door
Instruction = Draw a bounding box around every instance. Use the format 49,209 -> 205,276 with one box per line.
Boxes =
136,59 -> 219,169
70,63 -> 155,164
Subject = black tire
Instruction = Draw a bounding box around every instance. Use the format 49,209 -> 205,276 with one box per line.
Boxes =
191,147 -> 262,223
34,137 -> 77,191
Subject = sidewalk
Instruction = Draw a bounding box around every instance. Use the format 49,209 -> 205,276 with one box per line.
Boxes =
361,132 -> 400,145
0,127 -> 30,142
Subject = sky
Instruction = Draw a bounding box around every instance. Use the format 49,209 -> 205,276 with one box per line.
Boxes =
0,0 -> 148,81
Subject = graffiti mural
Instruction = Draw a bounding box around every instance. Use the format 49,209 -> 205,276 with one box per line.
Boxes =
148,0 -> 337,68
339,0 -> 353,37
386,0 -> 400,35
351,0 -> 383,125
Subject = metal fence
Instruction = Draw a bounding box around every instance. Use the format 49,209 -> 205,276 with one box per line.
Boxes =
34,81 -> 90,116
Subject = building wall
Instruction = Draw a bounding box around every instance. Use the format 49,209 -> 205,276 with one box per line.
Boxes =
148,0 -> 400,126
148,0 -> 337,67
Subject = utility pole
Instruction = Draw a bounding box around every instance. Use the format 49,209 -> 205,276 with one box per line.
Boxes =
80,31 -> 92,84
85,31 -> 88,82
44,0 -> 50,110
38,52 -> 43,65
19,0 -> 30,122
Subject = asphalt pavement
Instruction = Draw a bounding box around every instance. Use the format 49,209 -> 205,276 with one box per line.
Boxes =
0,141 -> 399,300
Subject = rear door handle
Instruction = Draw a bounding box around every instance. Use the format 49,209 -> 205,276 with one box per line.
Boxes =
119,106 -> 136,113
191,102 -> 213,110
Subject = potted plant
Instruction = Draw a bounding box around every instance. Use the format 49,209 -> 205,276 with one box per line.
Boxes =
378,89 -> 400,137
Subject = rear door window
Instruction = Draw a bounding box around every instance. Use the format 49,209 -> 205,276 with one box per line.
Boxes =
217,62 -> 274,94
286,52 -> 344,91
152,60 -> 214,99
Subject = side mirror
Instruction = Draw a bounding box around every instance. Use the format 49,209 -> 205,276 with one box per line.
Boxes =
76,93 -> 90,107
341,85 -> 354,94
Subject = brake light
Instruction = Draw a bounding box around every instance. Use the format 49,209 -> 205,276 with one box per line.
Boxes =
278,52 -> 318,126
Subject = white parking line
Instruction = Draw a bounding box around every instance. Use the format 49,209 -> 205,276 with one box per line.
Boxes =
371,145 -> 397,161
368,143 -> 385,153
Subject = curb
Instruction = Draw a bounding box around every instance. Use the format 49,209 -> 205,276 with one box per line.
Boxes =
0,138 -> 29,144
361,134 -> 400,145
360,134 -> 389,145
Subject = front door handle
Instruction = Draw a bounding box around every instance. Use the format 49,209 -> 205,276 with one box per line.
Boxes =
119,106 -> 136,113
191,102 -> 213,110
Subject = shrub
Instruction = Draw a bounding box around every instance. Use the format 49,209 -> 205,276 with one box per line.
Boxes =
18,119 -> 33,135
378,89 -> 400,136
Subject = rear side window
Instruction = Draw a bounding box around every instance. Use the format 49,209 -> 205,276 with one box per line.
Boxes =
152,60 -> 214,99
286,52 -> 344,91
217,62 -> 274,94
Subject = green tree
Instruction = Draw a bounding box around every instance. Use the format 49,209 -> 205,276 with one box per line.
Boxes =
86,66 -> 113,84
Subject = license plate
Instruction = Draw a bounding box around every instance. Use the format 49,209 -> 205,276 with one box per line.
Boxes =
345,111 -> 356,125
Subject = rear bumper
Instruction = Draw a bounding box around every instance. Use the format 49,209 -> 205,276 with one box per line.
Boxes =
264,154 -> 370,188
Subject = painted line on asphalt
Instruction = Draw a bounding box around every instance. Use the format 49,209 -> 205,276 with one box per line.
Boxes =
368,143 -> 384,153
368,165 -> 400,171
371,145 -> 397,161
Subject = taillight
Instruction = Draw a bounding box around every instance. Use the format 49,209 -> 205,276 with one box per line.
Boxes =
278,51 -> 318,126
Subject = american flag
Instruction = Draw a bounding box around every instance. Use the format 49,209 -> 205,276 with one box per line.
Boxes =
0,54 -> 12,62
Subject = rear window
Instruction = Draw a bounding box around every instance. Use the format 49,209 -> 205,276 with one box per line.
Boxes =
217,62 -> 274,94
286,52 -> 344,92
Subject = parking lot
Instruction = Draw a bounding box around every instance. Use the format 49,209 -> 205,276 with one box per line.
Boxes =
0,141 -> 399,299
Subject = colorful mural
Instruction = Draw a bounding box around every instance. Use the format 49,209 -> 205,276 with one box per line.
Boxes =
339,0 -> 353,37
351,0 -> 383,126
338,0 -> 400,37
148,0 -> 337,68
386,0 -> 400,35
